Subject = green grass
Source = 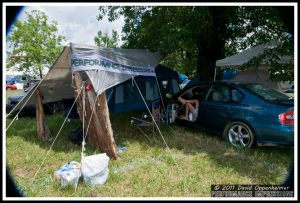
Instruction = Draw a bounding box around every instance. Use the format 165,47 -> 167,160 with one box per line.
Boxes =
6,112 -> 294,198
6,89 -> 23,99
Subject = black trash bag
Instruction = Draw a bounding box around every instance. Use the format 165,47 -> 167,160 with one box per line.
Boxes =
68,127 -> 84,145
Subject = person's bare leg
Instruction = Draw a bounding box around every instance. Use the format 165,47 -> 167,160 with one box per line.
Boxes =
183,105 -> 189,120
194,100 -> 199,109
178,96 -> 186,105
187,100 -> 199,109
187,103 -> 196,114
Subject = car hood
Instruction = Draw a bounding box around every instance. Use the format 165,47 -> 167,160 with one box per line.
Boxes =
8,93 -> 26,102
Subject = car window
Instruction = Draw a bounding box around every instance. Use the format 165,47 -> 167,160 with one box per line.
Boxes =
206,84 -> 243,103
231,89 -> 243,102
180,85 -> 207,100
243,84 -> 291,101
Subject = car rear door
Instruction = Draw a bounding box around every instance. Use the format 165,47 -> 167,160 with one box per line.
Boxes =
198,84 -> 242,133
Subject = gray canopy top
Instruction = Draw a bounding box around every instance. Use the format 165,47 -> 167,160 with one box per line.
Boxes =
10,43 -> 162,113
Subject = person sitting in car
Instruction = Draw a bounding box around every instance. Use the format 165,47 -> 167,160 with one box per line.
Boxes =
177,96 -> 199,121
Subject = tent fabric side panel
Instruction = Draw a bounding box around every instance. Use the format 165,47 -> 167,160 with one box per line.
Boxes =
72,72 -> 119,159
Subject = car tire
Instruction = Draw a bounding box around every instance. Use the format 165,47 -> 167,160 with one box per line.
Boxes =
223,121 -> 255,148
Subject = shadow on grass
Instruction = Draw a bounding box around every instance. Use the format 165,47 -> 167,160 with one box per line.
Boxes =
110,112 -> 294,185
6,112 -> 88,154
6,111 -> 294,186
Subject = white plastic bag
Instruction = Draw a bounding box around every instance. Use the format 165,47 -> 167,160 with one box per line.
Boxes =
81,153 -> 110,186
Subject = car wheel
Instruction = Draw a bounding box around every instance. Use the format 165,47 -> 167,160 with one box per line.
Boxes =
224,121 -> 255,148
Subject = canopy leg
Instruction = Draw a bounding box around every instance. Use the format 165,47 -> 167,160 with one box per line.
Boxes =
72,72 -> 119,160
35,88 -> 52,141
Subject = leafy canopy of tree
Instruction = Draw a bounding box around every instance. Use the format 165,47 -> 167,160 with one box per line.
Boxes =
97,6 -> 293,81
94,29 -> 120,48
7,10 -> 66,78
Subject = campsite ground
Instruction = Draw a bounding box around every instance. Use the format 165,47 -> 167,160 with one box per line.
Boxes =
6,89 -> 23,98
6,110 -> 294,198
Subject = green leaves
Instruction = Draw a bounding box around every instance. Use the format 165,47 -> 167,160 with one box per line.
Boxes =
94,30 -> 120,48
97,6 -> 293,81
8,10 -> 66,78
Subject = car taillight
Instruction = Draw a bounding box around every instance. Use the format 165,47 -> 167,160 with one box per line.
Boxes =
279,110 -> 294,125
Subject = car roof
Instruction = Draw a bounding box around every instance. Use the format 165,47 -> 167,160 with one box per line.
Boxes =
182,79 -> 261,92
201,80 -> 259,86
185,76 -> 259,86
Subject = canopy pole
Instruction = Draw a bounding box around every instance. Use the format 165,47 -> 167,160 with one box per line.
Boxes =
132,76 -> 178,166
35,88 -> 52,141
72,72 -> 119,160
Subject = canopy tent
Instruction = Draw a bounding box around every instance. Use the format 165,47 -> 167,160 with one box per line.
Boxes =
216,40 -> 293,68
7,42 -> 164,161
215,40 -> 293,90
10,43 -> 162,113
234,69 -> 280,89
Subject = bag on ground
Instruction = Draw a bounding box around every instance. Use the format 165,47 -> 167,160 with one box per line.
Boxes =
81,153 -> 110,187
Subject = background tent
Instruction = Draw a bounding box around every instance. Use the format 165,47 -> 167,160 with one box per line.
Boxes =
215,40 -> 293,91
234,69 -> 279,89
106,64 -> 180,114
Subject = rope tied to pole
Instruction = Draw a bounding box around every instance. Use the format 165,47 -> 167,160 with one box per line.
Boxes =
30,81 -> 86,186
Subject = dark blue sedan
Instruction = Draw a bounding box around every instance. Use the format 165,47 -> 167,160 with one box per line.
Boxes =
169,80 -> 294,148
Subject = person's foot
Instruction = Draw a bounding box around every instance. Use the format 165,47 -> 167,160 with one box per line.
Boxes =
180,115 -> 188,120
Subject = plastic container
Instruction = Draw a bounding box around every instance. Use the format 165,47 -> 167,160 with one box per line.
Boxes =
61,169 -> 81,188
54,161 -> 81,188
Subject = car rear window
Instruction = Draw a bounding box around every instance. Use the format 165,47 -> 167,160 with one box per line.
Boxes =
243,84 -> 290,101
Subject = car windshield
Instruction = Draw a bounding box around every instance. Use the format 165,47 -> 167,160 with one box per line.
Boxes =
243,84 -> 291,101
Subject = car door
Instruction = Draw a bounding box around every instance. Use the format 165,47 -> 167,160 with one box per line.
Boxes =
199,84 -> 235,133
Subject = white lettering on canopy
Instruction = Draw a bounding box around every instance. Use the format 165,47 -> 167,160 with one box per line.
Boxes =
71,54 -> 155,76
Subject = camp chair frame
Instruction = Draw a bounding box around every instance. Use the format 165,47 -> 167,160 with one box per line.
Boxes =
131,99 -> 163,141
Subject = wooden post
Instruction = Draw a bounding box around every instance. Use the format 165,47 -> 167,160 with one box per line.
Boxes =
35,88 -> 52,141
72,72 -> 119,160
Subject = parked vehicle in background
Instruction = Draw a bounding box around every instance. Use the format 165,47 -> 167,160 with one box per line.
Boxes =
23,79 -> 40,89
6,84 -> 17,90
6,81 -> 63,116
169,80 -> 294,148
285,85 -> 294,93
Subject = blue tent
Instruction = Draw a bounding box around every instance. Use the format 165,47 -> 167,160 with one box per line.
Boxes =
106,65 -> 180,113
178,73 -> 188,81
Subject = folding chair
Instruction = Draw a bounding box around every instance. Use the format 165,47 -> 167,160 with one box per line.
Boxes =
131,99 -> 162,141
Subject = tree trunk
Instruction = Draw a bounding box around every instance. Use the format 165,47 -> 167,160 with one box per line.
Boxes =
72,72 -> 119,160
196,7 -> 227,81
35,88 -> 52,140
